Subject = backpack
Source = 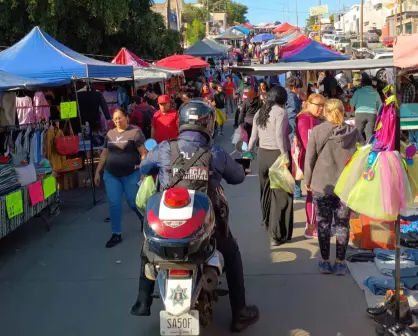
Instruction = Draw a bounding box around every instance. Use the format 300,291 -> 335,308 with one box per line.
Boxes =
166,140 -> 212,194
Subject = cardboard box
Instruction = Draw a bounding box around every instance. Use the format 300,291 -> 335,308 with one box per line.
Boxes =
76,170 -> 92,188
57,158 -> 82,173
57,172 -> 78,190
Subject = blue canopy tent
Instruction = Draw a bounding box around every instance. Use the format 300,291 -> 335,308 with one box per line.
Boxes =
231,26 -> 250,35
0,70 -> 63,91
251,33 -> 275,43
281,40 -> 350,63
0,26 -> 133,84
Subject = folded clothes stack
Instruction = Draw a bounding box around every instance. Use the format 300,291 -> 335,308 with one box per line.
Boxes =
34,159 -> 53,176
0,164 -> 21,196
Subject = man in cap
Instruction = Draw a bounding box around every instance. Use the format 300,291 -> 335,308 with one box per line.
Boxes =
151,94 -> 179,143
401,75 -> 416,104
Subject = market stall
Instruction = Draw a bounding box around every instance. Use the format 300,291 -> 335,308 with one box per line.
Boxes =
0,26 -> 134,207
184,40 -> 226,58
272,22 -> 298,34
281,40 -> 349,62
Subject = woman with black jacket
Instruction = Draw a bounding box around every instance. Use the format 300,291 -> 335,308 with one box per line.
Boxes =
238,87 -> 262,139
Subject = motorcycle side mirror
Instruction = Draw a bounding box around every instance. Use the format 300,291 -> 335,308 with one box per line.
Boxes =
235,140 -> 248,153
145,139 -> 157,151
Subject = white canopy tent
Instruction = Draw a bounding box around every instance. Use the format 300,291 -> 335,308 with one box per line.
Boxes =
134,66 -> 184,86
232,58 -> 394,75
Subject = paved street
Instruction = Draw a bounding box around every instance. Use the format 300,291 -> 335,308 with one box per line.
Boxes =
0,120 -> 375,336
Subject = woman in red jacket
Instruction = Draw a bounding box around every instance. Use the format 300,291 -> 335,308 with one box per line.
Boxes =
295,93 -> 326,239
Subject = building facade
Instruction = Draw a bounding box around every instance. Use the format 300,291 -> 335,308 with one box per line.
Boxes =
151,0 -> 184,31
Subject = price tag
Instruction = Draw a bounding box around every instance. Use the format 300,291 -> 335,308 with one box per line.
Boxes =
60,101 -> 77,119
43,176 -> 57,199
6,190 -> 23,219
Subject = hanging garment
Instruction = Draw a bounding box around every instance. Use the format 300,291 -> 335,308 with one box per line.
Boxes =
0,92 -> 17,126
16,96 -> 34,125
33,92 -> 50,122
117,87 -> 129,109
103,91 -> 118,116
45,126 -> 67,171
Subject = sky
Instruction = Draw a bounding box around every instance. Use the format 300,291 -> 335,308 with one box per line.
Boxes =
155,0 -> 362,27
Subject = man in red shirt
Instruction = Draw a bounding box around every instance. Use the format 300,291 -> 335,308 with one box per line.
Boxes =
223,75 -> 236,116
151,95 -> 179,143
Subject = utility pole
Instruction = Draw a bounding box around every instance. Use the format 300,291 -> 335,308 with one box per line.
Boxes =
360,0 -> 364,48
399,0 -> 403,34
318,0 -> 322,41
166,0 -> 171,30
206,0 -> 210,36
296,0 -> 299,27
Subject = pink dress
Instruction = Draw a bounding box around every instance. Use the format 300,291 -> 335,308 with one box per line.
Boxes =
296,113 -> 321,238
16,96 -> 34,124
33,91 -> 50,122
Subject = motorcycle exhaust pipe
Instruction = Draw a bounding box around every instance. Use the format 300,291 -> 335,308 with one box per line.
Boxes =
202,266 -> 219,292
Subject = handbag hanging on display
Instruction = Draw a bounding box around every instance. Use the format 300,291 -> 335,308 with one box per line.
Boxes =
55,120 -> 80,155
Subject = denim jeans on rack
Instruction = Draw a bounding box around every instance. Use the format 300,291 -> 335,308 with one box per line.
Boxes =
103,169 -> 142,234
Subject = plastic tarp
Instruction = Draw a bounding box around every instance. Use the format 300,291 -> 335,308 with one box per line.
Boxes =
231,26 -> 250,35
0,70 -> 63,91
215,31 -> 244,40
112,47 -> 150,67
184,40 -> 225,57
0,26 -> 133,84
273,22 -> 298,33
394,34 -> 418,69
155,55 -> 209,70
281,40 -> 349,63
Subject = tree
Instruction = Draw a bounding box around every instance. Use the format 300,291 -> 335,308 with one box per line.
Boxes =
329,14 -> 335,23
0,0 -> 181,60
182,4 -> 208,24
305,16 -> 317,29
186,19 -> 206,45
195,0 -> 248,25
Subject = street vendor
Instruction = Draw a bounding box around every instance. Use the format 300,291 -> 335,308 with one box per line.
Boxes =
150,94 -> 179,144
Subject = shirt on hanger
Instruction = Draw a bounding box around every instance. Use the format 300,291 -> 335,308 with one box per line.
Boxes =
33,92 -> 50,122
16,96 -> 34,125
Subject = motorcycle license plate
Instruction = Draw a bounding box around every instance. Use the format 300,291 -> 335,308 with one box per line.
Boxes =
160,310 -> 199,335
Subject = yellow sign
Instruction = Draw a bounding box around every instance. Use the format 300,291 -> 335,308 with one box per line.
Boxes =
60,101 -> 77,119
314,36 -> 321,42
43,176 -> 57,199
6,190 -> 23,219
312,25 -> 320,32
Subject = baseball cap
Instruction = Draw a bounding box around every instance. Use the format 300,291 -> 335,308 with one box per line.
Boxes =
157,95 -> 170,104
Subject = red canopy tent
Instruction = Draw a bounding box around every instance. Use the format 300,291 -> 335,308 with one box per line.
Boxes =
243,23 -> 253,29
273,22 -> 298,34
279,35 -> 310,57
155,55 -> 209,71
112,47 -> 150,67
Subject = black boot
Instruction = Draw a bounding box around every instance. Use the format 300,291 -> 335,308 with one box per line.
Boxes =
130,297 -> 152,316
367,290 -> 396,318
231,305 -> 260,333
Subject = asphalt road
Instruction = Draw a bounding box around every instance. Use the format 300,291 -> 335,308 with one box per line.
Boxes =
0,120 -> 375,336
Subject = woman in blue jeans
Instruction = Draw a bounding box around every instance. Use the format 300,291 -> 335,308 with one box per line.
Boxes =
94,108 -> 147,248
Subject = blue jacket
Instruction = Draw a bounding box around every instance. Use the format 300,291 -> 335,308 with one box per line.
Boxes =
285,88 -> 301,141
140,131 -> 246,191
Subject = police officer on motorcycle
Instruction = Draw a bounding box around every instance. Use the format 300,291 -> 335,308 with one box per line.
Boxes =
131,100 -> 260,333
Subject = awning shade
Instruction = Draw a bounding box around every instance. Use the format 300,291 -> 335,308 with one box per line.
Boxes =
0,70 -> 64,91
232,58 -> 394,75
215,31 -> 244,40
0,27 -> 133,84
155,55 -> 209,70
394,34 -> 418,69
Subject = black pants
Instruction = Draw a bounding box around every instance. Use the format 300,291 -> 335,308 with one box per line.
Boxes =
355,113 -> 376,142
243,122 -> 253,140
137,229 -> 246,317
234,107 -> 240,127
258,148 -> 294,240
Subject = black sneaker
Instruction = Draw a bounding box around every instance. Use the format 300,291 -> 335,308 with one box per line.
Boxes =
130,300 -> 151,316
106,234 -> 122,248
231,305 -> 260,333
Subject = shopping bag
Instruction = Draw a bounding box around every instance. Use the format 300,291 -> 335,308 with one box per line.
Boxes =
136,176 -> 155,211
291,143 -> 304,181
216,109 -> 226,126
55,120 -> 80,155
268,154 -> 295,193
239,126 -> 249,143
231,127 -> 241,145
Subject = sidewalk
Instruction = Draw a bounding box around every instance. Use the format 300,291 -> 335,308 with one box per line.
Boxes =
0,121 -> 375,336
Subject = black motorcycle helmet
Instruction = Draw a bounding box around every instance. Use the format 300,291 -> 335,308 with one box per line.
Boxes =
178,100 -> 216,138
